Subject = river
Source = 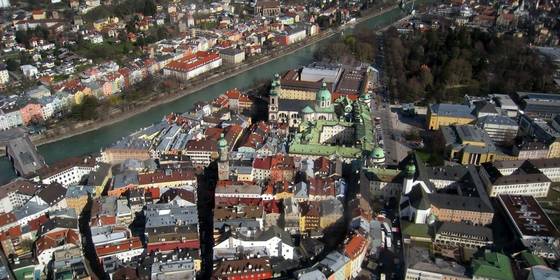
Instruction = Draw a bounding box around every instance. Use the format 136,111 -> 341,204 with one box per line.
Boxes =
0,7 -> 407,184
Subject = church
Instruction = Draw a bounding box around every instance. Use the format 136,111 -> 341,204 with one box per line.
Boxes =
268,73 -> 337,126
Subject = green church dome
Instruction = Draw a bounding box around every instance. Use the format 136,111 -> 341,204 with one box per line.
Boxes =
316,82 -> 331,103
218,133 -> 228,148
371,146 -> 385,159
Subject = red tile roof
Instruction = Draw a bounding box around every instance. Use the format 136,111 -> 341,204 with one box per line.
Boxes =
35,229 -> 80,256
95,237 -> 143,257
137,168 -> 196,185
28,215 -> 49,231
253,157 -> 272,169
343,234 -> 367,259
0,225 -> 22,241
185,139 -> 218,152
0,213 -> 16,228
165,51 -> 221,73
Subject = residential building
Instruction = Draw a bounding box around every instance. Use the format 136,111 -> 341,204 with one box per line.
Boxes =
37,156 -> 97,187
343,234 -> 369,278
0,108 -> 23,131
65,185 -> 93,215
144,199 -> 199,252
360,167 -> 403,199
0,65 -> 9,85
480,162 -> 551,198
34,229 -> 80,265
220,47 -> 245,64
184,139 -> 218,166
19,103 -> 43,125
163,51 -> 222,81
433,222 -> 493,261
254,0 -> 280,16
319,198 -> 343,229
213,226 -> 296,260
139,249 -> 199,279
299,201 -> 320,232
20,65 -> 38,78
212,258 -> 272,280
0,179 -> 39,213
404,246 -> 469,280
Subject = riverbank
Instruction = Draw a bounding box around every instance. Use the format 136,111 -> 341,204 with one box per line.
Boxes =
29,4 -> 401,147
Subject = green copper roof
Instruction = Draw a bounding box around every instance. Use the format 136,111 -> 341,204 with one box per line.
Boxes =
218,133 -> 228,148
405,161 -> 416,176
371,146 -> 384,159
520,251 -> 546,267
316,82 -> 331,102
302,106 -> 314,114
288,99 -> 376,159
472,253 -> 514,280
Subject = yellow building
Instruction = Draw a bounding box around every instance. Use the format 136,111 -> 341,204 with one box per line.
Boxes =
441,125 -> 497,165
427,103 -> 475,130
88,163 -> 112,197
66,185 -> 93,214
93,17 -> 119,31
548,140 -> 560,158
299,201 -> 320,232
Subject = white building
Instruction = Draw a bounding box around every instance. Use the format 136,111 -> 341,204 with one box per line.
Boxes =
0,180 -> 38,213
219,47 -> 245,64
20,65 -> 38,78
214,226 -> 296,259
0,108 -> 23,130
38,157 -> 97,187
163,51 -> 222,81
0,65 -> 9,84
476,115 -> 519,145
479,163 -> 551,198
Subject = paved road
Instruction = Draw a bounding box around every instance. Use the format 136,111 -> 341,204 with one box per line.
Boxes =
371,35 -> 410,166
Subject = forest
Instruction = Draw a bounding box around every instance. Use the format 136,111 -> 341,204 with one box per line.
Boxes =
384,27 -> 557,103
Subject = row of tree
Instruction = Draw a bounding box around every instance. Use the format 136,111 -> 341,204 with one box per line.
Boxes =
314,28 -> 377,64
385,27 -> 557,103
84,0 -> 157,22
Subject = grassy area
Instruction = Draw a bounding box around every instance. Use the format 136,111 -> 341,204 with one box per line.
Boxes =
73,41 -> 140,64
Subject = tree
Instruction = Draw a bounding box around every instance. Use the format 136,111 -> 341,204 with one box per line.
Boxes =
15,30 -> 28,45
5,58 -> 19,71
143,0 -> 157,16
355,42 -> 374,62
71,95 -> 99,121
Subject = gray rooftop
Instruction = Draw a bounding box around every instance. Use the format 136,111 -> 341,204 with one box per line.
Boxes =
144,202 -> 198,228
430,103 -> 474,118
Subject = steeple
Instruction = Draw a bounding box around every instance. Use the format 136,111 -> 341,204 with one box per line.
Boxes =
218,133 -> 229,181
316,82 -> 331,108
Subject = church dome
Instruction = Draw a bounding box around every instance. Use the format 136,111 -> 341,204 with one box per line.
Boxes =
371,146 -> 385,160
316,82 -> 331,103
